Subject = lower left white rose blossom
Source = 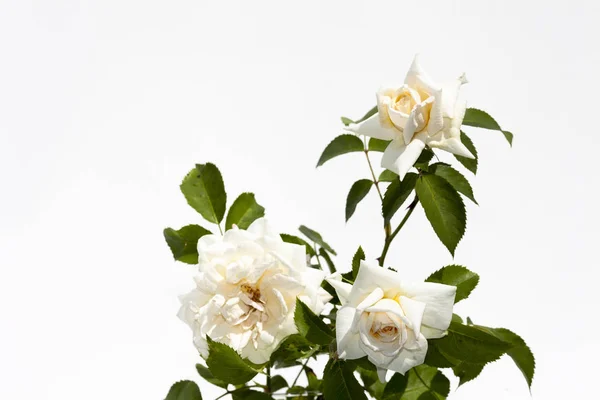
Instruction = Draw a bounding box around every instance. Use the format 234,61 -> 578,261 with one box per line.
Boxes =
178,218 -> 332,364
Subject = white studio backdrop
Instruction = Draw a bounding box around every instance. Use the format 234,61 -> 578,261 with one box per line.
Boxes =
0,0 -> 598,399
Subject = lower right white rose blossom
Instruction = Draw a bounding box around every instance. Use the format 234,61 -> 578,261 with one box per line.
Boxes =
327,261 -> 457,382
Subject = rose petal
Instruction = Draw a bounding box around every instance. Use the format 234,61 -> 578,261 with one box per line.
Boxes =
404,54 -> 440,94
246,217 -> 279,239
377,368 -> 392,383
345,113 -> 399,141
356,287 -> 385,311
427,90 -> 444,135
348,261 -> 403,306
386,334 -> 428,375
398,296 -> 426,337
430,137 -> 474,159
336,306 -> 365,360
400,282 -> 456,339
381,132 -> 427,181
325,273 -> 353,306
365,298 -> 412,329
377,87 -> 400,130
387,106 -> 410,134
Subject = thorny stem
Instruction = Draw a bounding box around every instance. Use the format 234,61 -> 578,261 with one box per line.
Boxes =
378,195 -> 419,267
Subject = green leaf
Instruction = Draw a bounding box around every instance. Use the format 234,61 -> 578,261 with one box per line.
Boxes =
463,108 -> 513,146
352,246 -> 365,279
382,373 -> 408,399
270,334 -> 316,368
428,163 -> 477,204
195,363 -> 228,389
426,265 -> 479,303
318,247 -> 336,273
306,367 -> 323,392
452,314 -> 464,324
341,116 -> 354,126
322,281 -> 341,306
180,163 -> 227,224
323,360 -> 368,400
434,322 -> 512,364
414,148 -> 435,168
206,337 -> 262,385
294,298 -> 334,345
368,138 -> 391,152
165,380 -> 202,400
474,327 -> 535,389
280,233 -> 316,257
270,375 -> 288,393
378,169 -> 397,182
454,131 -> 478,174
225,193 -> 265,230
415,173 -> 466,256
399,365 -> 450,400
358,366 -> 386,399
382,173 -> 418,222
298,225 -> 336,255
355,105 -> 378,124
316,134 -> 364,167
452,362 -> 485,387
163,224 -> 211,264
424,340 -> 459,368
346,179 -> 373,222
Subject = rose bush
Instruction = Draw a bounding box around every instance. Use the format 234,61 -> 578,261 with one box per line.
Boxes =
164,57 -> 534,399
178,218 -> 331,364
345,54 -> 474,180
327,261 -> 456,382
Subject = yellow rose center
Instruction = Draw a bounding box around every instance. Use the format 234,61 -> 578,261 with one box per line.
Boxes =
393,93 -> 416,114
391,87 -> 422,115
241,282 -> 262,303
369,313 -> 401,343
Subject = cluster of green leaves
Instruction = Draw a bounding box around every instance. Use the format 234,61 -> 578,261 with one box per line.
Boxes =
423,266 -> 534,391
163,163 -> 265,264
320,107 -> 512,257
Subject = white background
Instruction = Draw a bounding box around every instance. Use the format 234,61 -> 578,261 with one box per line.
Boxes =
1,0 -> 598,399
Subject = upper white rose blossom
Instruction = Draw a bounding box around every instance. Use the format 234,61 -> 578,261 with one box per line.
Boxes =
326,261 -> 456,382
178,218 -> 332,364
345,54 -> 475,180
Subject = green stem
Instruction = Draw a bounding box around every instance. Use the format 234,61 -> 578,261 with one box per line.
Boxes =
314,243 -> 324,270
364,150 -> 383,203
266,365 -> 272,393
291,357 -> 310,388
217,222 -> 223,235
363,147 -> 393,252
378,195 -> 418,267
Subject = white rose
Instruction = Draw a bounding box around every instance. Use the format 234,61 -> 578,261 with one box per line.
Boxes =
178,218 -> 332,364
346,54 -> 474,180
326,261 -> 456,382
